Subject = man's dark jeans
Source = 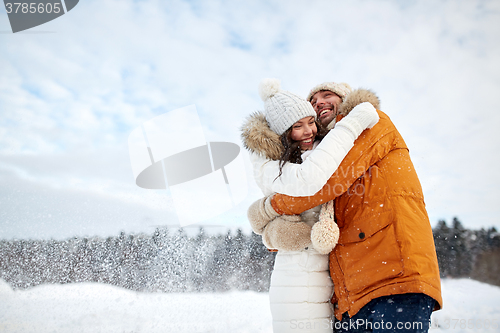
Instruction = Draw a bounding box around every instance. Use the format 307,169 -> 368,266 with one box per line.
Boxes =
334,293 -> 435,333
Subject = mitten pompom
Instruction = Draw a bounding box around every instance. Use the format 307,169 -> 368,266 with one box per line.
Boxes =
311,219 -> 340,254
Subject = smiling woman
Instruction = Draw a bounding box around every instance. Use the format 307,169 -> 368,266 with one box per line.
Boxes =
278,115 -> 327,180
290,116 -> 317,150
243,79 -> 335,332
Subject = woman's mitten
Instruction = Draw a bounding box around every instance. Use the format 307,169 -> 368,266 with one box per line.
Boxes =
262,215 -> 312,251
247,196 -> 280,235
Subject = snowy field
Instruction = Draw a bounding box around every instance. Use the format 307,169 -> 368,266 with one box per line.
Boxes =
0,278 -> 499,333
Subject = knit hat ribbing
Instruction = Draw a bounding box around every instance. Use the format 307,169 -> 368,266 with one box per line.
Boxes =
306,82 -> 353,102
259,78 -> 317,135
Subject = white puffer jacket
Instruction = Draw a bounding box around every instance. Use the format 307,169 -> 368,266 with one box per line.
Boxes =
268,146 -> 333,333
241,101 -> 379,332
269,206 -> 334,332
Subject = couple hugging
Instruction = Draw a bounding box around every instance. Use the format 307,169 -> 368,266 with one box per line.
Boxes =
241,79 -> 442,333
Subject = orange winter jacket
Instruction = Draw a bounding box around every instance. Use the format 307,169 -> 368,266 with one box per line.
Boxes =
271,111 -> 442,320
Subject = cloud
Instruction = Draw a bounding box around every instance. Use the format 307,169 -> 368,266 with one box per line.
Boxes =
0,0 -> 499,238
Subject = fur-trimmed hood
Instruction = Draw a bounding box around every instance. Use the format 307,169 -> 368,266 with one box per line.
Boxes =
240,88 -> 380,161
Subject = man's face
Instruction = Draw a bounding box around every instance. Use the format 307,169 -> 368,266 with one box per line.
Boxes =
310,90 -> 342,126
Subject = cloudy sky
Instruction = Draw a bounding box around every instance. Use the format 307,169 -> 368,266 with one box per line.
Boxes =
1,0 -> 499,239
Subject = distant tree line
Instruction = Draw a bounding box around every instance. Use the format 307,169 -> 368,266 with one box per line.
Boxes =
0,217 -> 499,292
433,217 -> 500,286
0,228 -> 275,292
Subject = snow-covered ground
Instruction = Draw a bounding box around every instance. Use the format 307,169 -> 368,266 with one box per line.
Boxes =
0,278 -> 499,333
430,279 -> 500,333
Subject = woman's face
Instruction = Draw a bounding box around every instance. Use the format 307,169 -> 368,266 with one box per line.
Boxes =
290,116 -> 317,150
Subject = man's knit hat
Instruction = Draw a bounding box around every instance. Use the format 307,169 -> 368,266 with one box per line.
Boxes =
306,82 -> 353,102
259,78 -> 317,135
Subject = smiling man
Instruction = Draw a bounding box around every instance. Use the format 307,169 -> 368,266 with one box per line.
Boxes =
307,82 -> 353,129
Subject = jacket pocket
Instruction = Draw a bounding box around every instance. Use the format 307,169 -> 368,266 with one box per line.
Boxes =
336,210 -> 404,293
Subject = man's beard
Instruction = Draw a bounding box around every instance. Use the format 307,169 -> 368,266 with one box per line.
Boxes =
317,103 -> 337,127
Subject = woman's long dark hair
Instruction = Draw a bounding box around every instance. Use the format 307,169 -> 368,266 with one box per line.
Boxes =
275,119 -> 328,180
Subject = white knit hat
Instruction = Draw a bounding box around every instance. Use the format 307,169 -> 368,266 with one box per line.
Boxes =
259,78 -> 317,135
306,82 -> 353,102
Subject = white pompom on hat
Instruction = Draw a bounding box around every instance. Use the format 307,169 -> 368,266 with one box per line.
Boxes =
306,82 -> 353,102
258,78 -> 317,135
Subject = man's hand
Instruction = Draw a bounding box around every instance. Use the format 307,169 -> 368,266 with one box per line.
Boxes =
247,196 -> 280,235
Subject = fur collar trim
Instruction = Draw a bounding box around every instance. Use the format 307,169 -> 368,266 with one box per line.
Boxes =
241,111 -> 283,161
338,88 -> 380,116
241,89 -> 380,161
